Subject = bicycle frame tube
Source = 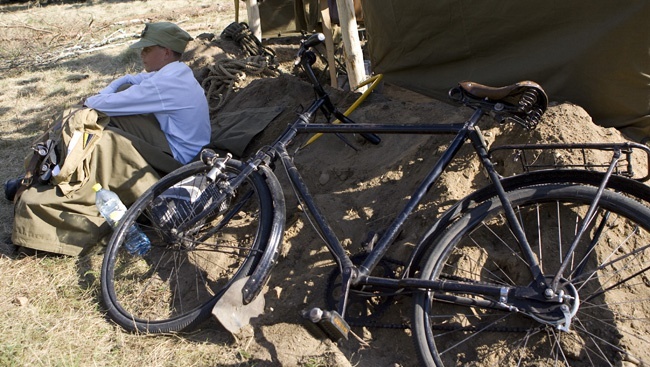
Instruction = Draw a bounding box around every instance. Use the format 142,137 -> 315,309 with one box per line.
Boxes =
241,53 -> 548,304
467,127 -> 546,284
270,106 -> 547,292
355,111 -> 480,279
271,108 -> 485,281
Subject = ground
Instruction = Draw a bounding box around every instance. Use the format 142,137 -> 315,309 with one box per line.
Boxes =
0,1 -> 648,366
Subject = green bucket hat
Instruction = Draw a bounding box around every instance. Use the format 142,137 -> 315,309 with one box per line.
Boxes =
130,22 -> 192,54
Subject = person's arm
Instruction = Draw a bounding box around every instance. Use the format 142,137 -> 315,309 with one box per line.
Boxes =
84,78 -> 164,116
96,72 -> 153,94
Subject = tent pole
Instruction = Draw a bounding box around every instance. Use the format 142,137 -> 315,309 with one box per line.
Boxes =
335,0 -> 367,92
245,0 -> 262,41
319,0 -> 338,88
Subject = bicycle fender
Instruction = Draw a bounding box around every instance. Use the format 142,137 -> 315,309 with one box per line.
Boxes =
241,164 -> 286,305
405,169 -> 650,275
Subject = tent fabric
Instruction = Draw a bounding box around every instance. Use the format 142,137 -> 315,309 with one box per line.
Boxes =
258,0 -> 319,37
362,0 -> 650,142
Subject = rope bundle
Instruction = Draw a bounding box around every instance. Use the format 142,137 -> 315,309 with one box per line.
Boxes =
201,55 -> 280,112
220,22 -> 276,60
202,22 -> 280,112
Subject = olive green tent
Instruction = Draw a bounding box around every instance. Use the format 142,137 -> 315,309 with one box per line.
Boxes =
361,0 -> 650,142
254,1 -> 649,141
258,0 -> 319,37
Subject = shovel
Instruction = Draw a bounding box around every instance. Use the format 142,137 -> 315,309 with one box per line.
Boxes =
212,276 -> 265,334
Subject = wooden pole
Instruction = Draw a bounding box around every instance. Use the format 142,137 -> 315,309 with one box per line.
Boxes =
245,0 -> 262,41
335,0 -> 366,92
319,0 -> 338,87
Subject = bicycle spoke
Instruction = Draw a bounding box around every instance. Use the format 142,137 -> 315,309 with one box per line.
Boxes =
102,159 -> 277,333
413,184 -> 650,366
571,318 -> 624,366
435,312 -> 513,356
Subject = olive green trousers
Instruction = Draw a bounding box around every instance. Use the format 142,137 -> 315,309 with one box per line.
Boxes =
12,108 -> 181,256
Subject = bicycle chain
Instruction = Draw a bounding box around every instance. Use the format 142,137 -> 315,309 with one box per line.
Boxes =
326,260 -> 546,333
429,273 -> 555,333
348,318 -> 410,330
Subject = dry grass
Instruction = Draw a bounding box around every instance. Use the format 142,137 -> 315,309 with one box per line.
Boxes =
0,255 -> 242,366
0,1 -> 272,366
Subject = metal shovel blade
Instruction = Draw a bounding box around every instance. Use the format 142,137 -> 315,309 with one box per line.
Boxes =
212,276 -> 265,334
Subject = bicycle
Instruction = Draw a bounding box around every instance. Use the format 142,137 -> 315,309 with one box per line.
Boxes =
101,33 -> 650,366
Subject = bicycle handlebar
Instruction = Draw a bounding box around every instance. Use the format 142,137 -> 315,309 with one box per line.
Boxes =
295,33 -> 381,145
294,33 -> 326,66
303,33 -> 326,50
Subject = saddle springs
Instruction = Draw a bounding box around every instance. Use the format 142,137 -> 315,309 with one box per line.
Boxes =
449,80 -> 549,130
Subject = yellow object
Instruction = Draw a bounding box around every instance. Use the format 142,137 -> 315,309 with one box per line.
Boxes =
302,74 -> 384,148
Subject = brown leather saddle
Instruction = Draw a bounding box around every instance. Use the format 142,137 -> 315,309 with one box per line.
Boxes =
450,80 -> 549,129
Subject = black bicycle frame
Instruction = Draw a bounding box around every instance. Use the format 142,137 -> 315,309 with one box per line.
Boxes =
220,49 -> 611,317
250,92 -> 547,315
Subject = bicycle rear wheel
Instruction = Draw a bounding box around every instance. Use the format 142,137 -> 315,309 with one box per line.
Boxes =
413,183 -> 650,366
101,159 -> 275,333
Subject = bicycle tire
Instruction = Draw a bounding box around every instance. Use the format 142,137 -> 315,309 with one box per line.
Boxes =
412,183 -> 650,366
101,158 -> 276,333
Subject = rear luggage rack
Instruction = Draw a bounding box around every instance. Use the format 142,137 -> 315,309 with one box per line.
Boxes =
489,142 -> 650,182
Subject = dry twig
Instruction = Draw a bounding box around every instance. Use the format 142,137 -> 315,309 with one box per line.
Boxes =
0,23 -> 54,34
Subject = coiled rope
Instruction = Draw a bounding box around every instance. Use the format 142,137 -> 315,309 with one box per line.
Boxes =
201,56 -> 280,112
220,22 -> 276,60
202,22 -> 279,112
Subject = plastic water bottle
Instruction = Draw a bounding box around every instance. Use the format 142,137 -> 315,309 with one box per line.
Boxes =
92,183 -> 151,255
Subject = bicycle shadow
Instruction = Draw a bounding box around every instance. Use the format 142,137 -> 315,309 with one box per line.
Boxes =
248,212 -> 421,367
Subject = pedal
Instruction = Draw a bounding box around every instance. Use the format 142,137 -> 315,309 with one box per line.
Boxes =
301,307 -> 350,341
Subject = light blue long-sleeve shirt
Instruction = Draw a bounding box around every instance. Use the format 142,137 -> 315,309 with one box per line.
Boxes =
85,61 -> 210,164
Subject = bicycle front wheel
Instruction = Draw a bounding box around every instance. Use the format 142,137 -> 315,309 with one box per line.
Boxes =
101,159 -> 276,333
413,183 -> 650,366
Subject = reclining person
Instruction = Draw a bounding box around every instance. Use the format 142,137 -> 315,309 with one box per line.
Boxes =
7,22 -> 210,256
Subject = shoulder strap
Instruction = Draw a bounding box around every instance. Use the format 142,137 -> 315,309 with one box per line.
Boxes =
51,107 -> 110,195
